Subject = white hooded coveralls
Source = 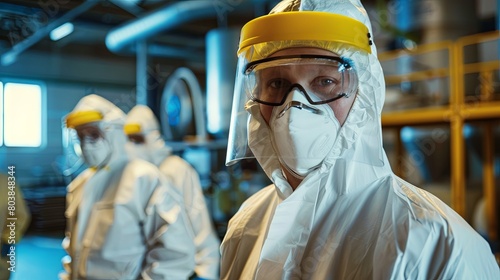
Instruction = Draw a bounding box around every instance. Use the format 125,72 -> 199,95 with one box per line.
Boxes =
126,105 -> 221,279
220,0 -> 500,279
61,95 -> 196,280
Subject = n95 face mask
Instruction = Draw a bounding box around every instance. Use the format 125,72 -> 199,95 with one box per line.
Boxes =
270,89 -> 340,177
81,137 -> 112,168
125,142 -> 152,162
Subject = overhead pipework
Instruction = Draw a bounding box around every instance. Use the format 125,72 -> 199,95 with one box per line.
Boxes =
1,0 -> 100,66
105,0 -> 279,57
105,0 -> 219,54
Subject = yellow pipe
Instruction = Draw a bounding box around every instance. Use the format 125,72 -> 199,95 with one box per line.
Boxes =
450,117 -> 465,216
377,40 -> 453,60
463,61 -> 500,74
451,41 -> 464,106
450,41 -> 465,217
382,107 -> 451,127
456,31 -> 500,47
384,68 -> 449,84
479,71 -> 494,101
462,102 -> 500,120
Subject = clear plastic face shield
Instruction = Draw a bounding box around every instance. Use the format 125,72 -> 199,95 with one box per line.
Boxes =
226,51 -> 358,166
225,11 -> 372,166
61,119 -> 85,176
65,110 -> 114,169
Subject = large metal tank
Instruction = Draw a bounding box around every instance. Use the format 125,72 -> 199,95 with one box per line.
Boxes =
205,27 -> 240,139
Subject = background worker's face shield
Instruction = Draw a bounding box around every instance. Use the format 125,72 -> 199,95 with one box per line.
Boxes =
61,119 -> 86,177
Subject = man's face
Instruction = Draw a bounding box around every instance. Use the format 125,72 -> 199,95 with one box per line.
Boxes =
75,123 -> 103,146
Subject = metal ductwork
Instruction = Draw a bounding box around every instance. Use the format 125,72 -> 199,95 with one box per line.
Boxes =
206,28 -> 240,138
105,0 -> 219,53
126,43 -> 205,61
1,0 -> 99,66
105,0 -> 277,54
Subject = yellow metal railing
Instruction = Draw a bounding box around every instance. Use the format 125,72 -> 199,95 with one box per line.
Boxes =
380,31 -> 500,242
456,31 -> 500,242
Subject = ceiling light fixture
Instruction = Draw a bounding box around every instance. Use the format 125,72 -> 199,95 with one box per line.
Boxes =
50,22 -> 74,41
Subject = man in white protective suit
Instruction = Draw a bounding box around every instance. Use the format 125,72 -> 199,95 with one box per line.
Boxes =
220,0 -> 500,279
124,104 -> 221,280
60,94 -> 196,280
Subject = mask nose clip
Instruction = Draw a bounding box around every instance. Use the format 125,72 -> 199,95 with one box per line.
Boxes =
277,101 -> 325,118
276,86 -> 325,118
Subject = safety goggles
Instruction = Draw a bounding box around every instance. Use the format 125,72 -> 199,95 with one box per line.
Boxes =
243,55 -> 358,106
75,123 -> 105,145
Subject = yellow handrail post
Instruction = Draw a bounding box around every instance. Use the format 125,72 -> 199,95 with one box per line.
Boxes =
450,39 -> 466,216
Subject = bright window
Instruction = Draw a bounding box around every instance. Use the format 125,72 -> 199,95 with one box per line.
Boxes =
2,82 -> 42,147
0,82 -> 3,146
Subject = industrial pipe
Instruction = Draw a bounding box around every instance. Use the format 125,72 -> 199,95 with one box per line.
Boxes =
105,0 -> 219,53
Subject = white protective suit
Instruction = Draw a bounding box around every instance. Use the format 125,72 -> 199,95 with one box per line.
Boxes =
60,94 -> 195,280
221,0 -> 500,279
125,105 -> 221,280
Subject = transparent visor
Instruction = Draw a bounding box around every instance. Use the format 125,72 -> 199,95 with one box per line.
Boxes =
61,124 -> 85,176
226,54 -> 358,166
62,118 -> 101,176
61,119 -> 108,172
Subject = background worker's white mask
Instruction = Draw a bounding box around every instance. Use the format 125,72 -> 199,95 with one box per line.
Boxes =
125,142 -> 152,162
81,137 -> 111,168
269,89 -> 340,177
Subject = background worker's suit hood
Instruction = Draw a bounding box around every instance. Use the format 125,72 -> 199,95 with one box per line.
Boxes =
247,0 -> 392,195
125,105 -> 172,166
68,94 -> 128,166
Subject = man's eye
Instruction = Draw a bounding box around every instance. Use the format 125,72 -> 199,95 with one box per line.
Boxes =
314,77 -> 339,87
269,79 -> 290,89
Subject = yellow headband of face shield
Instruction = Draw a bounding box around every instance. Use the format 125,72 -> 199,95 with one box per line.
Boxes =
66,110 -> 103,128
238,11 -> 372,55
123,123 -> 142,135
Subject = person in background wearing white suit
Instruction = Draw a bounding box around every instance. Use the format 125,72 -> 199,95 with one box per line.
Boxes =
125,105 -> 221,280
221,0 -> 500,279
60,94 -> 195,280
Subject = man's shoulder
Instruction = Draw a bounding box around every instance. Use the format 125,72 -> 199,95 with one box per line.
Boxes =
242,184 -> 276,207
229,185 -> 277,226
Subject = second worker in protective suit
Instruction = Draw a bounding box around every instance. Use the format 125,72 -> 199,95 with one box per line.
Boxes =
221,0 -> 500,279
60,94 -> 196,280
124,105 -> 221,280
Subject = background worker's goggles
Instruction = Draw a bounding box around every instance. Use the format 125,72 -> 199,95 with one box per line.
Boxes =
243,55 -> 358,106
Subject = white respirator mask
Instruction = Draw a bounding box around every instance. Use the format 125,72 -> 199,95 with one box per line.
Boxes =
125,141 -> 151,162
81,135 -> 112,169
269,89 -> 340,178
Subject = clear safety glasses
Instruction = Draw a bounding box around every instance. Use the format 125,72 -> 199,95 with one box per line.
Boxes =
243,55 -> 358,106
75,123 -> 105,145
